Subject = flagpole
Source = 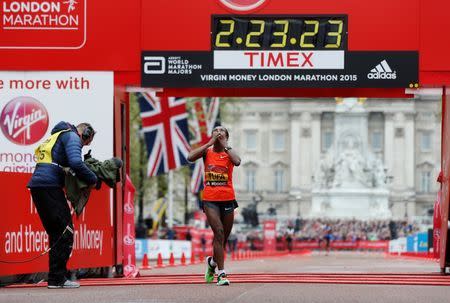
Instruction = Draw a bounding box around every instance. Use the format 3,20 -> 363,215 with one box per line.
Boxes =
168,170 -> 174,229
184,173 -> 189,225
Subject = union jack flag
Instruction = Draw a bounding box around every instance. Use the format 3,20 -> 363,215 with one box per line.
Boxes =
189,97 -> 220,193
137,91 -> 191,177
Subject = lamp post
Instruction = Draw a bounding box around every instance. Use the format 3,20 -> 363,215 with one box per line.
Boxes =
251,192 -> 263,226
135,125 -> 147,238
184,173 -> 189,225
403,193 -> 416,220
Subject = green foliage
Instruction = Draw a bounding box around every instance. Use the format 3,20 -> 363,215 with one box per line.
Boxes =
220,97 -> 244,124
129,93 -> 154,205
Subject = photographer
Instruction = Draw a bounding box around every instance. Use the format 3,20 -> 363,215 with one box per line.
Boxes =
27,122 -> 97,289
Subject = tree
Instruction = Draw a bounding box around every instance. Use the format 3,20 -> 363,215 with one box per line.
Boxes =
129,93 -> 157,236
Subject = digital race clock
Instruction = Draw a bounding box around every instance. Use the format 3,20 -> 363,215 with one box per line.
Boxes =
212,15 -> 347,50
142,14 -> 418,89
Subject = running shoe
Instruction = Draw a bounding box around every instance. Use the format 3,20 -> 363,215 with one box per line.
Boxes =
217,273 -> 230,286
204,256 -> 216,283
47,279 -> 80,289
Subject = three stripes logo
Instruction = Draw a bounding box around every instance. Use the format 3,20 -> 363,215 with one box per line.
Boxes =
367,60 -> 397,80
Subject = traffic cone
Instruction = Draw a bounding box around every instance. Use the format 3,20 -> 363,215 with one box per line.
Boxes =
141,253 -> 151,269
231,250 -> 236,260
180,252 -> 186,266
169,252 -> 175,266
190,252 -> 196,264
156,252 -> 164,268
199,251 -> 204,262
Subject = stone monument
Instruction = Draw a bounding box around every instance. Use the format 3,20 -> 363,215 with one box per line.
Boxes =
310,98 -> 391,219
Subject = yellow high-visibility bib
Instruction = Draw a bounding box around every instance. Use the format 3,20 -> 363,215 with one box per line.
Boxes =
35,130 -> 71,164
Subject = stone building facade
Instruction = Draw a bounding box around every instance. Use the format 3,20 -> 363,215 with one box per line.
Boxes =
224,97 -> 441,221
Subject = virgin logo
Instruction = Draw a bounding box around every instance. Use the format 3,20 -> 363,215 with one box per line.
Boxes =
0,96 -> 49,145
123,234 -> 135,245
123,223 -> 135,245
124,202 -> 134,215
124,192 -> 135,214
217,0 -> 268,12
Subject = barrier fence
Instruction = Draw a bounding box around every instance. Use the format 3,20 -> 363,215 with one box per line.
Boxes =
135,227 -> 436,271
135,238 -> 391,262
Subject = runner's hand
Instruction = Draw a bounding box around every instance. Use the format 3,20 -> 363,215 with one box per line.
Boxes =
218,134 -> 227,148
208,132 -> 221,146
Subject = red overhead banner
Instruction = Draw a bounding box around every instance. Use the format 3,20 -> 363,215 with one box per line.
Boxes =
0,0 -> 86,49
0,0 -> 448,85
0,0 -> 141,71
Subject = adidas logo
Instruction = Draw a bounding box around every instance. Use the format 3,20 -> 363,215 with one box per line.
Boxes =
367,60 -> 397,80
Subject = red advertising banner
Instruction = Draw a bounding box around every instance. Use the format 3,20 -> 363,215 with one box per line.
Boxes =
191,228 -> 213,256
263,220 -> 276,251
240,240 -> 389,251
0,0 -> 86,49
358,241 -> 389,251
331,241 -> 359,250
294,241 -> 320,249
293,240 -> 389,251
122,175 -> 138,277
0,172 -> 114,276
433,190 -> 442,259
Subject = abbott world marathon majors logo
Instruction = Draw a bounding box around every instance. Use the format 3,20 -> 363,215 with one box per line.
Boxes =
0,96 -> 49,145
218,0 -> 268,12
367,60 -> 397,80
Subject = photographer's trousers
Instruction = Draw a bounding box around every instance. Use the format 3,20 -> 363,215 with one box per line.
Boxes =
30,188 -> 74,285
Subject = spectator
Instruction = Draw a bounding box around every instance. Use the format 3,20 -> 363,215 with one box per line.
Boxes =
166,228 -> 176,240
200,233 -> 207,253
285,225 -> 295,252
227,232 -> 238,253
186,229 -> 192,241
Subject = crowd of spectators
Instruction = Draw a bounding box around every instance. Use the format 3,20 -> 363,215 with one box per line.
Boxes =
231,219 -> 423,244
149,219 -> 423,245
285,219 -> 421,242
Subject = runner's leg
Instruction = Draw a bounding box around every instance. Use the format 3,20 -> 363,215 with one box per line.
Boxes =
204,204 -> 225,270
221,211 -> 234,250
